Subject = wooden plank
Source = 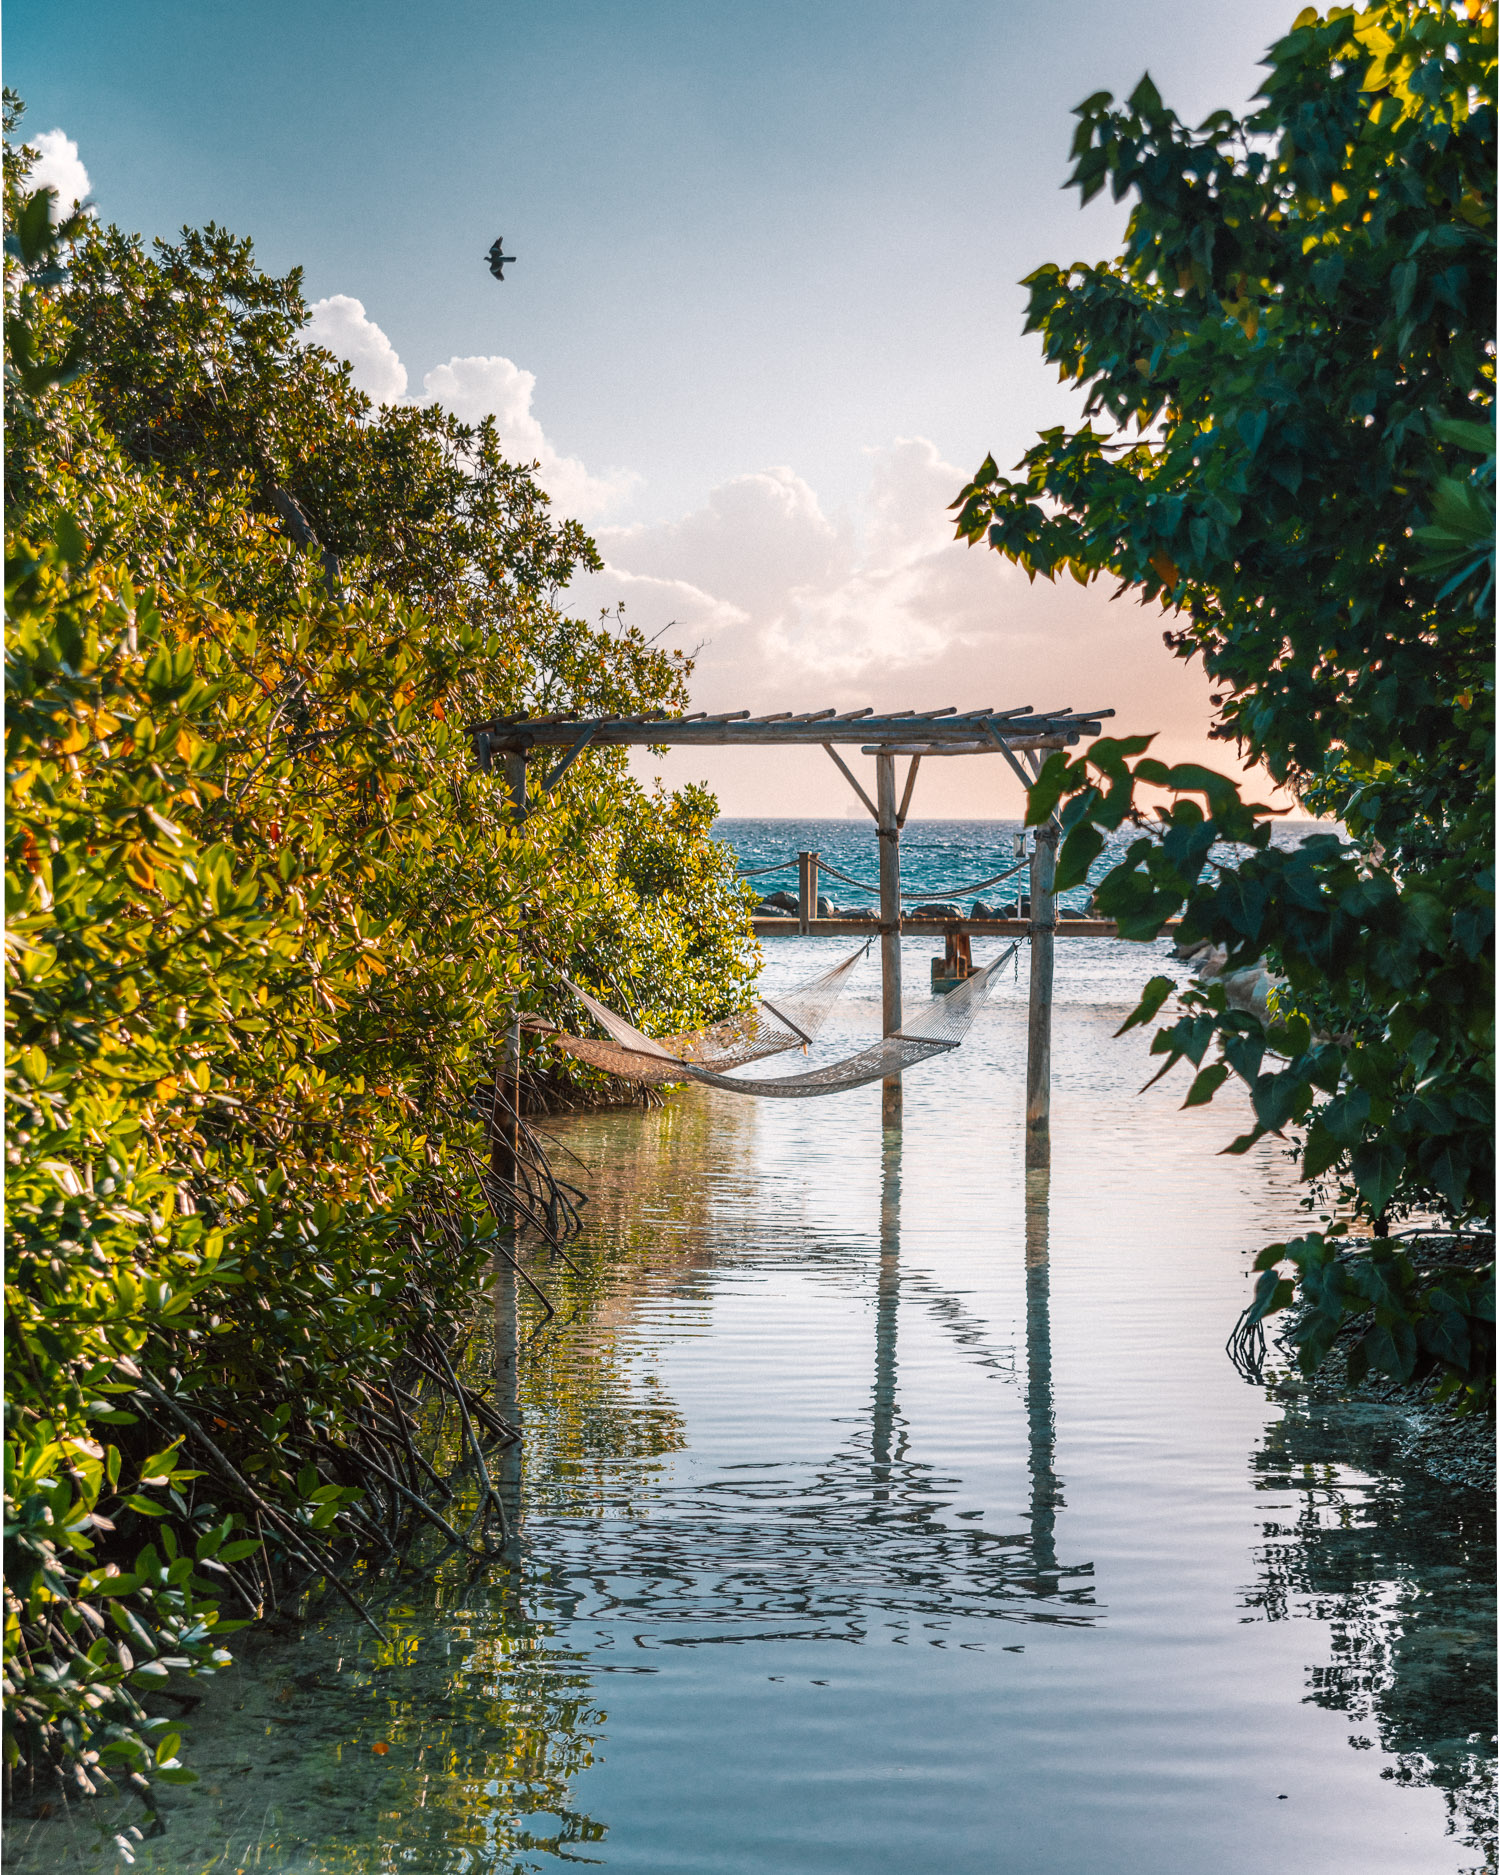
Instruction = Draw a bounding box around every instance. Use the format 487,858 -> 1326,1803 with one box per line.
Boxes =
750,917 -> 1180,937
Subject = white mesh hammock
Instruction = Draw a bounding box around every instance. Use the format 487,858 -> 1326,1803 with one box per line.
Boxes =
536,942 -> 1017,1099
529,945 -> 868,1086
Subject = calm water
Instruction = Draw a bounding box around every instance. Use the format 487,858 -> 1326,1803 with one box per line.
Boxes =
12,830 -> 1494,1875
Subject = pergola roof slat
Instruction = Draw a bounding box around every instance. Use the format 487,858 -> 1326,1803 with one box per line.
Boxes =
468,703 -> 1114,751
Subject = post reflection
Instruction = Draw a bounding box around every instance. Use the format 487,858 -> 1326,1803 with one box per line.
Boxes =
1025,1165 -> 1063,1596
493,1250 -> 523,1546
871,1131 -> 902,1496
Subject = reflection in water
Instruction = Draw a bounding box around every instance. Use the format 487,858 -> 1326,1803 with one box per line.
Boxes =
5,980 -> 1491,1875
1024,1168 -> 1062,1598
1246,1396 -> 1497,1869
494,1249 -> 523,1540
871,1135 -> 901,1491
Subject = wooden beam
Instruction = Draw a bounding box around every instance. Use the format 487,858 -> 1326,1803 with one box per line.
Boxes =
862,736 -> 1072,757
750,916 -> 1179,937
467,706 -> 1115,751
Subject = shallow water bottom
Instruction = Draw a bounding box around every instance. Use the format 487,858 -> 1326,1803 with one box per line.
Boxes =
9,940 -> 1495,1874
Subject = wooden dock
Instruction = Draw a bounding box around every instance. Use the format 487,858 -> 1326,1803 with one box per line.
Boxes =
751,916 -> 1178,939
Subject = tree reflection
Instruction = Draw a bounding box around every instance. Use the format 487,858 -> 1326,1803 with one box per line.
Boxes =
1245,1396 -> 1496,1868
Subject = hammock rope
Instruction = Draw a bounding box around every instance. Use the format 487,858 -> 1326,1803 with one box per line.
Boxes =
526,945 -> 869,1085
536,943 -> 1018,1099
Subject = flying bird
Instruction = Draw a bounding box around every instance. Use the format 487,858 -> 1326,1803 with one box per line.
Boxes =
486,236 -> 516,281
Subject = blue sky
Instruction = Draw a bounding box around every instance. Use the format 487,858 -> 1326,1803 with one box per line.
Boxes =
11,0 -> 1295,814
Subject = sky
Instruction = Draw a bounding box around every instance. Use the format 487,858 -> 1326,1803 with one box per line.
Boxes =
11,0 -> 1298,817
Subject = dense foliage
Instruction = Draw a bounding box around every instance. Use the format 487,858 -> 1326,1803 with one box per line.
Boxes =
954,2 -> 1493,1398
4,97 -> 757,1821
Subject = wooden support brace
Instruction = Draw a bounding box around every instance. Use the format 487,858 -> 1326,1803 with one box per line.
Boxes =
823,743 -> 880,820
896,755 -> 922,829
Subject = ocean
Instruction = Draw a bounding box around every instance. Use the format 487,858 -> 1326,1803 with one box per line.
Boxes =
714,815 -> 1335,916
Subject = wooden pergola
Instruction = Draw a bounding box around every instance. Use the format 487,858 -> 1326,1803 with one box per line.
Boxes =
469,703 -> 1116,1166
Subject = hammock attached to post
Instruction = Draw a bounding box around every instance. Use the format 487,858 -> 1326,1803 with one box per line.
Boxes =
535,943 -> 1017,1099
529,945 -> 870,1086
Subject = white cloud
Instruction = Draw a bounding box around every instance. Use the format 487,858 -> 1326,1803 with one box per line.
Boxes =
305,295 -> 408,404
597,467 -> 846,618
577,437 -> 1008,692
299,305 -> 632,519
568,435 -> 1230,815
417,355 -> 637,520
28,129 -> 91,219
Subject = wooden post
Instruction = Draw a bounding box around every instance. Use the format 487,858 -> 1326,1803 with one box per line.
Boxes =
1025,820 -> 1058,1169
492,751 -> 528,1200
876,753 -> 903,1132
797,849 -> 819,934
493,746 -> 527,1538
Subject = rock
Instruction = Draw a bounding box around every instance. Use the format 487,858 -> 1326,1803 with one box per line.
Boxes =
817,895 -> 835,918
1222,963 -> 1273,1023
838,906 -> 876,920
970,900 -> 996,920
753,901 -> 794,917
910,902 -> 962,919
762,889 -> 798,912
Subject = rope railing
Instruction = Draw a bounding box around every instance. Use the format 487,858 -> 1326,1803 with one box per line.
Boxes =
738,855 -> 1032,902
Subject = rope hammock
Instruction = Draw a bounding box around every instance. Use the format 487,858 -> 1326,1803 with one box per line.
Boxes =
533,943 -> 1017,1099
527,945 -> 868,1085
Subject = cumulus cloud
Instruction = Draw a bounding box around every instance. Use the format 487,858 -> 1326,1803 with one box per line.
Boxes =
299,303 -> 632,518
568,435 -> 1231,816
28,129 -> 91,219
598,467 -> 847,618
305,295 -> 408,404
575,436 -> 1008,691
416,356 -> 637,519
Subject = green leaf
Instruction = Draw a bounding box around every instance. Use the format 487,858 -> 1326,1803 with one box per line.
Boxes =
1114,975 -> 1175,1036
1182,1062 -> 1230,1108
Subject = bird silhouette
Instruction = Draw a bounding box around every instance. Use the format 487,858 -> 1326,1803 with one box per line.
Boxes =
486,236 -> 516,281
